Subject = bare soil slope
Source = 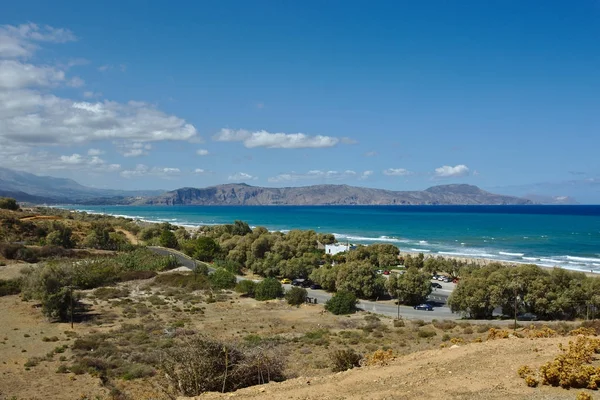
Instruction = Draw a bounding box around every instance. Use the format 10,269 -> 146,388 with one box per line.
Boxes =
185,336 -> 586,400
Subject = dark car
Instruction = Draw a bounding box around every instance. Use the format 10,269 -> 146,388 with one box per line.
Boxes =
291,279 -> 303,286
431,282 -> 442,289
414,303 -> 434,311
309,284 -> 322,290
516,312 -> 539,321
301,280 -> 313,288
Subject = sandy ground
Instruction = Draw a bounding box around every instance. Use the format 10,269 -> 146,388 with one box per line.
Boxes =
183,336 -> 586,400
0,296 -> 108,400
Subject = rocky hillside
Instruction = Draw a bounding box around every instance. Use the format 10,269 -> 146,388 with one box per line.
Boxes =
136,183 -> 533,206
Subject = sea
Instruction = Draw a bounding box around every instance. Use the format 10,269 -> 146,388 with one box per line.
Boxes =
58,205 -> 600,273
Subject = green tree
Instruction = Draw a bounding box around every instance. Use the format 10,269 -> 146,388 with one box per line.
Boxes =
209,268 -> 237,290
325,290 -> 357,315
21,263 -> 80,322
0,197 -> 19,211
386,267 -> 432,306
235,280 -> 257,297
285,286 -> 308,306
45,223 -> 75,248
194,237 -> 221,262
231,220 -> 252,236
159,229 -> 178,249
336,261 -> 385,299
254,278 -> 284,301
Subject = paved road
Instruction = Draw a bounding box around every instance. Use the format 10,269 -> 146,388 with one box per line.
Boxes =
149,246 -> 459,321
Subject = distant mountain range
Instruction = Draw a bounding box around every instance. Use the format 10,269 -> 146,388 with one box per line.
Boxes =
0,167 -> 162,203
0,167 -> 534,206
135,183 -> 532,206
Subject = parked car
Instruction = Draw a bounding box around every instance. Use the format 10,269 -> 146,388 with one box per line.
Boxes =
280,278 -> 291,284
432,275 -> 440,280
301,280 -> 313,288
414,303 -> 433,311
309,284 -> 322,290
291,279 -> 302,286
431,282 -> 442,289
383,270 -> 390,275
516,312 -> 539,321
376,269 -> 383,275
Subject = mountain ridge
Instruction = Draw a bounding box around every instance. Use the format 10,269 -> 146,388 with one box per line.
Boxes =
135,183 -> 533,206
0,167 -> 533,205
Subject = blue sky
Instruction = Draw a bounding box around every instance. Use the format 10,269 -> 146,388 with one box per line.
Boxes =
1,1 -> 599,202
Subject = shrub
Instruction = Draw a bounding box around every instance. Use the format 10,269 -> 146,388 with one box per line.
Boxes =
235,280 -> 257,297
362,349 -> 395,366
530,336 -> 600,390
254,278 -> 284,301
209,268 -> 237,290
576,392 -> 593,400
393,319 -> 405,328
417,329 -> 437,338
330,349 -> 362,372
432,320 -> 457,331
160,335 -> 285,396
0,197 -> 19,211
119,270 -> 157,281
153,273 -> 210,291
0,279 -> 21,296
325,290 -> 357,315
121,363 -> 155,380
285,287 -> 308,306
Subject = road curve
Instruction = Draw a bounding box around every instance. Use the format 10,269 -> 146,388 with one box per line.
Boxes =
148,246 -> 458,321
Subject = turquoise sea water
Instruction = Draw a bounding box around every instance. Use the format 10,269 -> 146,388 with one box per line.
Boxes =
60,205 -> 600,273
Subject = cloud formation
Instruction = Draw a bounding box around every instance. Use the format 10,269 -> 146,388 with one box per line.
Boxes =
434,164 -> 470,178
228,172 -> 258,181
383,168 -> 412,176
196,149 -> 209,156
120,164 -> 180,179
267,169 -> 371,183
0,23 -> 199,167
213,129 -> 343,149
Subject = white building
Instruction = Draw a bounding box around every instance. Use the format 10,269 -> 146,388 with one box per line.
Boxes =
324,243 -> 354,256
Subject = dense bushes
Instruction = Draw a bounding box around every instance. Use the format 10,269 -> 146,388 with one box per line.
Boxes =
448,263 -> 600,320
0,197 -> 19,210
20,248 -> 181,321
386,267 -> 432,306
0,279 -> 21,296
254,278 -> 284,301
330,348 -> 362,372
160,335 -> 285,396
235,280 -> 257,297
209,268 -> 237,290
325,290 -> 357,315
285,286 -> 308,306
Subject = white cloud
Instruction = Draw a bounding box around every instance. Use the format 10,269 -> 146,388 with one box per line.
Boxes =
60,153 -> 84,164
434,164 -> 470,178
0,60 -> 65,88
213,128 -> 345,149
0,23 -> 76,59
87,148 -> 103,156
359,170 -> 373,180
267,169 -> 371,183
116,142 -> 152,157
364,151 -> 377,157
120,164 -> 180,179
83,91 -> 102,98
196,149 -> 209,156
383,168 -> 413,176
97,65 -> 110,72
194,168 -> 205,174
0,23 -> 199,155
228,172 -> 258,181
51,153 -> 119,172
67,76 -> 84,87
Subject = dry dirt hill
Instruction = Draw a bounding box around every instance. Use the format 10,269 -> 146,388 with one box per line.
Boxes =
183,336 -> 588,400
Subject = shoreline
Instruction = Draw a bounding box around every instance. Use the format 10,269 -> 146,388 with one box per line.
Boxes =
57,206 -> 600,277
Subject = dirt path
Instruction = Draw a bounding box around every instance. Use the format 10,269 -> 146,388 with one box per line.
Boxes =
116,228 -> 140,245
